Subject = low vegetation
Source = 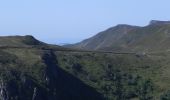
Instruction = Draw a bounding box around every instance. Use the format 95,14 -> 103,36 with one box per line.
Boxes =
0,35 -> 170,100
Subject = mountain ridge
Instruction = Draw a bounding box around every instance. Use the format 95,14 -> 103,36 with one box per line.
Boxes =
65,20 -> 170,52
0,35 -> 45,46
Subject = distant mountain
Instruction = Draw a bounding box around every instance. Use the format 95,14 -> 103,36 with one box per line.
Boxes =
66,20 -> 170,52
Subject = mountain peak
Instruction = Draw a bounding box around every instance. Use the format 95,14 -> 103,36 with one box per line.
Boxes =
22,35 -> 44,45
66,20 -> 170,52
116,24 -> 132,27
115,24 -> 139,28
149,20 -> 170,25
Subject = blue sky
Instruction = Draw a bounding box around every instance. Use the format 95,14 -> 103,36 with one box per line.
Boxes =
0,0 -> 170,44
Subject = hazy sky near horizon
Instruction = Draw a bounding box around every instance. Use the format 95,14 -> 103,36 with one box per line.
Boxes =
0,0 -> 170,44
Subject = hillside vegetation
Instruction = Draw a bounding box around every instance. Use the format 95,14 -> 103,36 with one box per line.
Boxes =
1,23 -> 170,100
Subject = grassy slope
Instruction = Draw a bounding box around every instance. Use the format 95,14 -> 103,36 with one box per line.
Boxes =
1,35 -> 170,99
56,51 -> 170,99
66,23 -> 170,53
0,48 -> 105,100
0,46 -> 169,100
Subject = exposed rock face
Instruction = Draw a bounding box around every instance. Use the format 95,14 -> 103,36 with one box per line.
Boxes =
0,73 -> 46,100
0,80 -> 8,100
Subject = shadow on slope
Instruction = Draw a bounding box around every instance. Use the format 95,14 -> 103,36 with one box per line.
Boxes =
0,50 -> 104,100
42,50 -> 105,100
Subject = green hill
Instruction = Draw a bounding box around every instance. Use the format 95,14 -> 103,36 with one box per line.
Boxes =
0,35 -> 44,46
0,34 -> 170,100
